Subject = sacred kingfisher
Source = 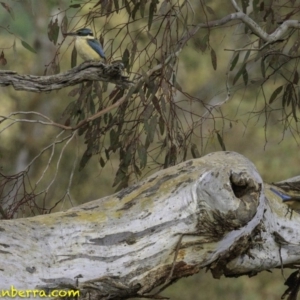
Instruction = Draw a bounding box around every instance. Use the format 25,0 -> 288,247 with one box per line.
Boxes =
270,187 -> 300,210
65,28 -> 106,62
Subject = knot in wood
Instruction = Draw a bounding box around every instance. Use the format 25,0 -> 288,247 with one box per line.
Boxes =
229,171 -> 261,225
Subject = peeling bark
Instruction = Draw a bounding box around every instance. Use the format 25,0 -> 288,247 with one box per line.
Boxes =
0,151 -> 298,299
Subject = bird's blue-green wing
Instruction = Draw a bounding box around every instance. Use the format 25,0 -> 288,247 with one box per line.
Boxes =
270,187 -> 292,201
87,39 -> 106,60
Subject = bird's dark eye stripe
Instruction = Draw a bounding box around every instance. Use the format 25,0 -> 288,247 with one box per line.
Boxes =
88,33 -> 93,36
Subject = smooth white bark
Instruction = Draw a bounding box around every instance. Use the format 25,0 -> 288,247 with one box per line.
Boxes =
0,151 -> 298,299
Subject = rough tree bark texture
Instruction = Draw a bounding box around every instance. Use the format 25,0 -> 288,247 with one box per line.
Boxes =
0,61 -> 130,92
0,151 -> 298,299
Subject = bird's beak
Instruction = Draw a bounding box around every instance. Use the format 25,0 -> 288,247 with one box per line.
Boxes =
64,32 -> 77,37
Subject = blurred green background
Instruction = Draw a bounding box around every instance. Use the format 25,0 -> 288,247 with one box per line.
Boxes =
0,0 -> 299,299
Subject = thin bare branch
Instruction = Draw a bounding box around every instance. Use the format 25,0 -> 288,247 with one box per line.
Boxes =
43,131 -> 77,195
178,10 -> 300,52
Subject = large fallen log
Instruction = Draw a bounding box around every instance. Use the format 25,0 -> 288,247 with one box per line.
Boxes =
0,151 -> 298,299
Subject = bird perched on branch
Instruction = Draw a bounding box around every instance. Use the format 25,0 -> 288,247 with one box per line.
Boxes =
270,186 -> 300,210
65,28 -> 106,62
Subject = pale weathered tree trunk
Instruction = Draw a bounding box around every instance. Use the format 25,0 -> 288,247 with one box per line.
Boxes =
0,151 -> 298,299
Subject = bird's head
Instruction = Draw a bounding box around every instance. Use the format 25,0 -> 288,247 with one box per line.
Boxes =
64,28 -> 94,38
